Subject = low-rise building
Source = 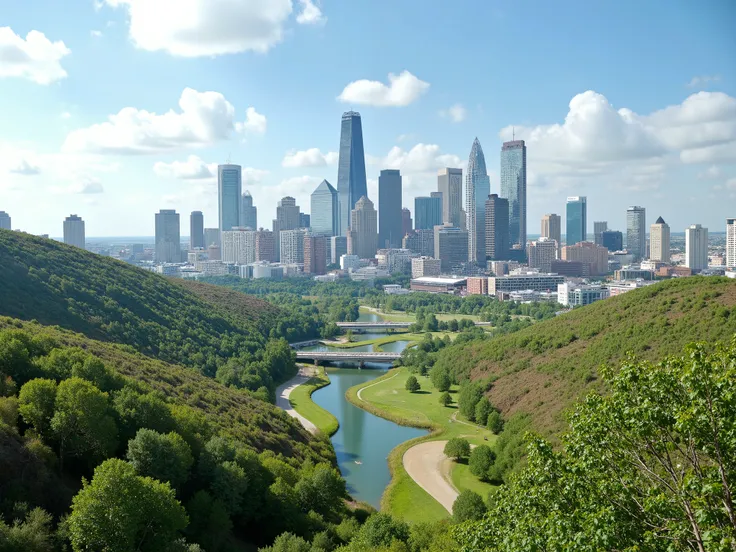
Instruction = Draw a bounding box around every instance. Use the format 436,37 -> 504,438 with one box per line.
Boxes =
340,254 -> 362,272
411,256 -> 442,278
383,284 -> 410,295
466,277 -> 489,295
557,282 -> 610,307
498,290 -> 559,303
657,265 -> 693,278
489,273 -> 565,296
487,260 -> 520,276
410,276 -> 467,294
614,267 -> 655,280
607,280 -> 658,296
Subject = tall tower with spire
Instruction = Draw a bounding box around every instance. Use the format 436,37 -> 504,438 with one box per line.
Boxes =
465,138 -> 490,263
337,112 -> 368,236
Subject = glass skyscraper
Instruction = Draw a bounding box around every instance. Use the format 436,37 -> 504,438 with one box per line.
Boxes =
500,140 -> 527,248
218,164 -> 242,233
626,206 -> 646,261
414,196 -> 443,230
337,111 -> 367,236
465,138 -> 490,263
240,191 -> 257,230
310,179 -> 338,236
566,196 -> 587,245
378,169 -> 403,248
190,211 -> 204,249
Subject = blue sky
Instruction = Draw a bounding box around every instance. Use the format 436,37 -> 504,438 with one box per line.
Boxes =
1,0 -> 735,237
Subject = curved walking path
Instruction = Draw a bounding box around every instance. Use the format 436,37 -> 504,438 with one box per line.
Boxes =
402,440 -> 457,514
276,367 -> 318,435
356,370 -> 400,401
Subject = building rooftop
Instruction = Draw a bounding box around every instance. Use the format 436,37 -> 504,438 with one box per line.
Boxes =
411,277 -> 467,285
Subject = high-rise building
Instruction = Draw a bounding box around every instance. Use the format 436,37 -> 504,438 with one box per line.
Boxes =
593,221 -> 608,246
437,168 -> 462,227
299,213 -> 311,229
434,223 -> 469,272
485,194 -> 509,261
222,228 -> 256,264
218,164 -> 242,233
240,191 -> 257,229
0,211 -> 10,230
402,208 -> 413,237
500,140 -> 527,247
274,196 -> 301,262
304,234 -> 327,275
403,229 -> 434,257
350,196 -> 378,259
378,169 -> 402,248
337,111 -> 367,236
154,210 -> 180,263
685,224 -> 708,271
280,228 -> 307,264
528,238 -> 558,273
562,241 -> 609,276
310,180 -> 338,236
255,229 -> 276,262
650,216 -> 671,263
204,228 -> 220,248
466,138 -> 491,263
626,206 -> 646,261
601,230 -> 623,252
411,257 -> 441,278
330,236 -> 347,266
566,196 -> 587,245
190,211 -> 204,249
63,214 -> 86,249
727,218 -> 736,269
541,214 -> 562,246
415,196 -> 443,230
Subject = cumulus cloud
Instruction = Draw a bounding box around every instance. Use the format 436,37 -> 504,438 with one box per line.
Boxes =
687,75 -> 720,88
90,30 -> 103,38
0,27 -> 71,84
103,0 -> 293,56
296,0 -> 325,24
282,148 -> 338,168
381,143 -> 463,174
50,177 -> 105,195
9,158 -> 41,175
63,88 -> 264,154
440,104 -> 467,123
338,71 -> 429,107
154,155 -> 215,179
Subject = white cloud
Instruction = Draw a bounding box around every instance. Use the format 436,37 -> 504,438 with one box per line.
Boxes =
9,158 -> 41,175
63,88 -> 262,154
90,30 -> 103,38
296,0 -> 325,24
680,141 -> 736,164
282,148 -> 338,168
243,167 -> 270,185
381,143 -> 463,174
440,103 -> 467,123
0,27 -> 70,84
103,0 -> 293,56
687,75 -> 720,88
697,165 -> 722,180
338,71 -> 429,107
50,177 -> 105,195
154,155 -> 215,179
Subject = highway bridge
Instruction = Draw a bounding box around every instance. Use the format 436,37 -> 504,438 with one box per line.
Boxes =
336,322 -> 412,330
295,350 -> 400,366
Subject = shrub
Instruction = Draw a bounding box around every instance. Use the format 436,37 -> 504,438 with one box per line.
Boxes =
405,376 -> 420,393
444,438 -> 470,460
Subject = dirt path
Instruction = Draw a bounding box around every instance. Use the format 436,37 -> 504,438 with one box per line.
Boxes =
356,370 -> 400,401
451,410 -> 477,428
402,441 -> 458,514
276,366 -> 318,435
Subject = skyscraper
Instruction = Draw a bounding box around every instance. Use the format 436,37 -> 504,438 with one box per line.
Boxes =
280,229 -> 306,264
414,196 -> 443,230
466,138 -> 491,263
527,238 -> 558,273
500,140 -> 527,247
485,194 -> 509,261
685,224 -> 708,271
437,168 -> 462,227
204,228 -> 220,248
218,164 -> 242,235
350,196 -> 378,259
240,191 -> 257,229
593,221 -> 608,246
378,169 -> 402,248
304,234 -> 327,275
222,228 -> 256,264
330,236 -> 347,266
601,230 -> 623,252
566,197 -> 587,245
310,180 -> 338,236
337,111 -> 367,236
190,211 -> 204,249
541,214 -> 561,246
299,213 -> 311,229
649,216 -> 671,263
0,211 -> 10,230
255,229 -> 276,262
434,223 -> 469,272
274,196 -> 301,262
402,208 -> 413,237
63,215 -> 86,249
727,218 -> 736,269
155,210 -> 180,263
626,206 -> 646,261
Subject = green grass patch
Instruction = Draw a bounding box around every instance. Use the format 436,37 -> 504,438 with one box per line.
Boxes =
450,461 -> 496,499
288,367 -> 339,436
359,306 -> 483,323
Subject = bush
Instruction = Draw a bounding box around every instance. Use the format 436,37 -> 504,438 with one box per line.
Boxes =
430,365 -> 451,392
439,391 -> 452,407
474,399 -> 493,426
443,438 -> 470,461
487,411 -> 503,434
405,376 -> 420,393
452,490 -> 486,523
469,445 -> 496,481
458,382 -> 483,421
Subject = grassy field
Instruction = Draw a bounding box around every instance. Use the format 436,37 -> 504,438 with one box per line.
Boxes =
287,366 -> 340,436
324,332 -> 458,351
346,367 -> 497,522
360,306 -> 482,323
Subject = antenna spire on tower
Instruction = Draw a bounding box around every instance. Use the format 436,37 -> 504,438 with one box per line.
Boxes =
512,126 -> 515,141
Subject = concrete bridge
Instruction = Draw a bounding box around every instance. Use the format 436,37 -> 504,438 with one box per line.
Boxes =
295,350 -> 401,366
336,322 -> 411,331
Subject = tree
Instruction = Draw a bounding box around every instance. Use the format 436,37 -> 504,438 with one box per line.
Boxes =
452,490 -> 486,523
486,411 -> 503,434
113,386 -> 176,443
345,330 -> 354,343
68,458 -> 188,552
185,491 -> 232,552
405,375 -> 420,393
0,507 -> 55,552
423,314 -> 439,332
356,513 -> 410,548
295,463 -> 346,516
458,382 -> 483,421
439,391 -> 452,407
430,365 -> 451,392
474,398 -> 493,426
258,532 -> 311,552
18,378 -> 57,437
469,445 -> 495,481
444,438 -> 470,461
0,396 -> 18,428
127,428 -> 194,490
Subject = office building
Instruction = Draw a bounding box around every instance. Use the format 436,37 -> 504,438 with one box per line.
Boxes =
466,138 -> 491,263
489,273 -> 565,296
626,206 -> 646,261
601,230 -> 623,252
255,229 -> 276,262
561,241 -> 609,275
402,208 -> 413,237
204,228 -> 221,248
541,214 -> 561,246
190,211 -> 204,249
485,194 -> 510,261
527,238 -> 558,273
330,236 -> 347,266
376,248 -> 412,274
650,216 -> 671,263
437,168 -> 463,227
337,111 -> 368,236
411,256 -> 441,278
0,211 -> 10,230
415,195 -> 443,230
218,164 -> 242,233
280,228 -> 306,265
310,180 -> 338,236
727,219 -> 736,269
299,213 -> 310,229
304,234 -> 327,275
566,196 -> 587,245
378,169 -> 403,248
558,283 -> 610,307
551,260 -> 587,277
274,196 -> 301,262
340,254 -> 361,271
403,229 -> 435,257
593,221 -> 608,246
410,277 -> 467,294
207,244 -> 221,261
154,210 -> 180,263
434,223 -> 469,272
350,196 -> 378,259
240,191 -> 257,229
467,277 -> 489,295
222,228 -> 256,264
500,140 -> 527,247
62,214 -> 86,249
685,224 -> 708,271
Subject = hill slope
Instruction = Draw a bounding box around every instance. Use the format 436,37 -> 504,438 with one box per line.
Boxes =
434,276 -> 736,436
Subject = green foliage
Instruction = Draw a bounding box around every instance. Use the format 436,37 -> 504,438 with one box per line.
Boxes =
452,491 -> 486,523
258,532 -> 312,552
18,379 -> 56,437
354,513 -> 409,549
127,428 -> 194,490
439,392 -> 452,407
185,491 -> 233,552
443,438 -> 470,461
0,396 -> 18,428
0,507 -> 55,552
430,366 -> 451,392
457,383 -> 483,422
468,446 -> 495,481
405,376 -> 420,393
487,414 -> 530,483
295,463 -> 347,518
473,399 -> 492,427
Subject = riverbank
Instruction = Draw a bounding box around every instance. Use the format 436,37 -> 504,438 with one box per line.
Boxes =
285,366 -> 339,436
275,366 -> 319,434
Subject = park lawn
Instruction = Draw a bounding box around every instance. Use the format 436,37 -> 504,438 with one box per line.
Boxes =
450,461 -> 497,499
325,332 -> 458,352
359,306 -> 483,324
288,367 -> 339,436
